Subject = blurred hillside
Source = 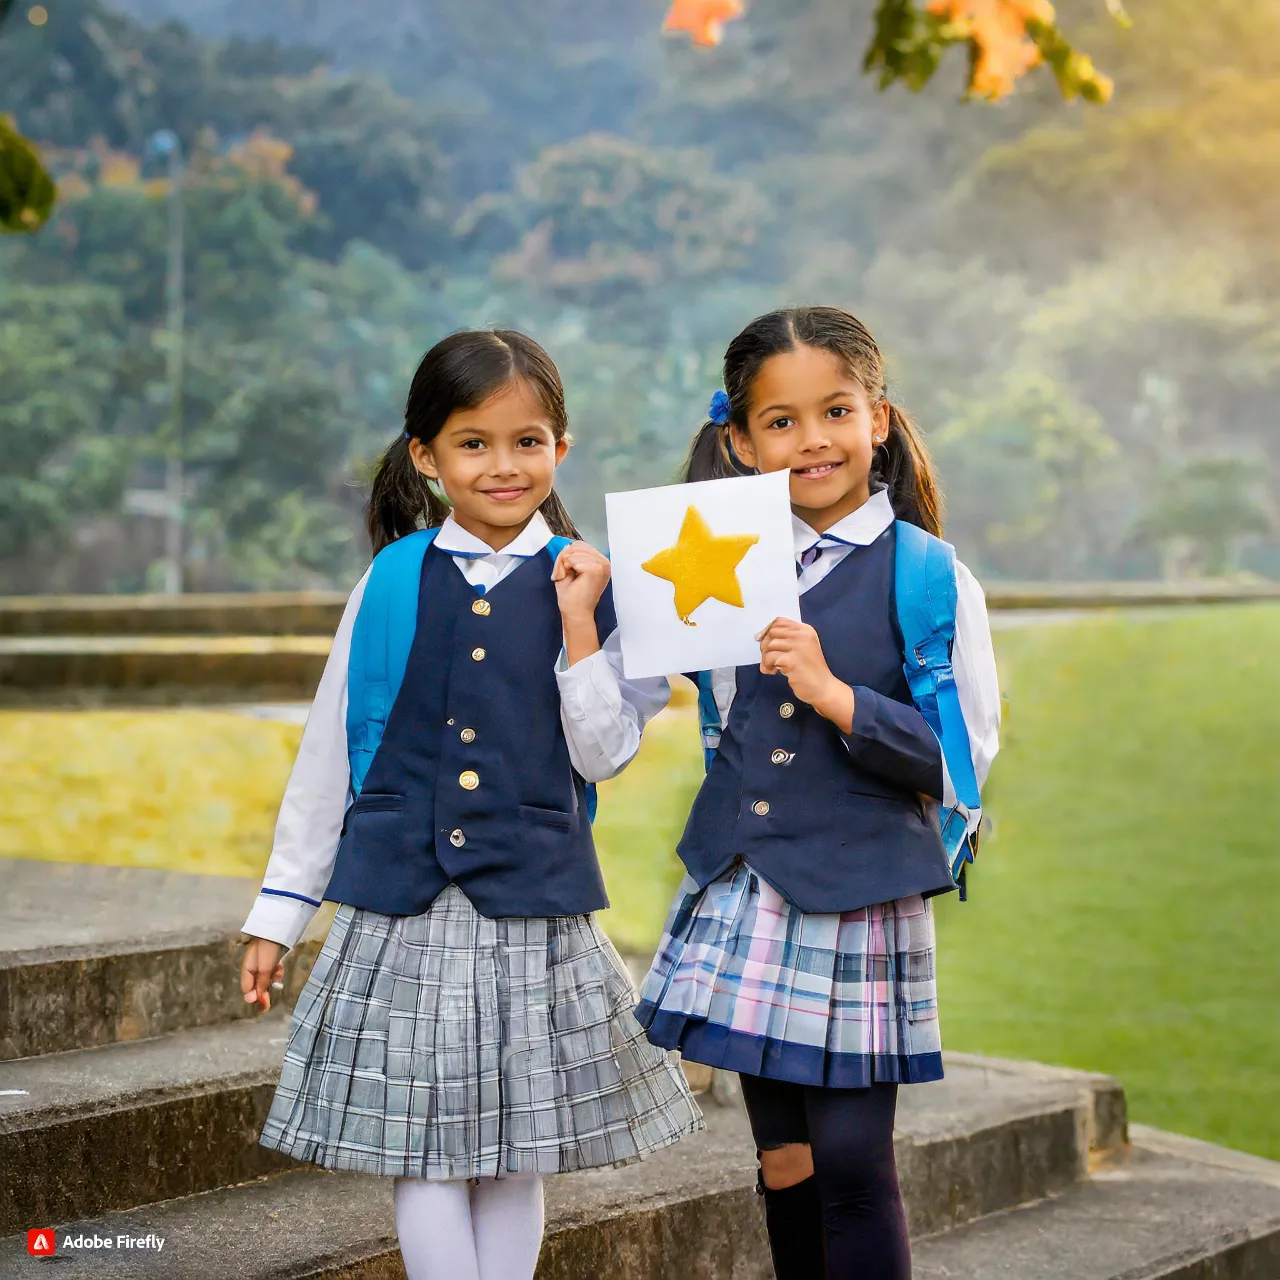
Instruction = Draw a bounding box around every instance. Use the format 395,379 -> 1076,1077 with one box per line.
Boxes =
2,0 -> 1277,591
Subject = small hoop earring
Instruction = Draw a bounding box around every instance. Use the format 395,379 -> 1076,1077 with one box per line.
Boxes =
872,441 -> 890,469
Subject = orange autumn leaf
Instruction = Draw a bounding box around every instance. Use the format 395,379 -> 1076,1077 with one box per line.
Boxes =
928,0 -> 1052,98
663,0 -> 745,47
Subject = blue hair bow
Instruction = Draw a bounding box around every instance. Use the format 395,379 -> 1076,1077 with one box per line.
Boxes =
708,390 -> 731,425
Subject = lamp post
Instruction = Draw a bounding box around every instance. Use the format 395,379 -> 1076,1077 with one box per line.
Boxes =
149,129 -> 185,594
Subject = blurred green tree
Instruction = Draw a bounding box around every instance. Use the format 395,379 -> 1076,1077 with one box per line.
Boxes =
0,283 -> 135,582
460,135 -> 768,328
0,0 -> 453,257
1130,458 -> 1273,578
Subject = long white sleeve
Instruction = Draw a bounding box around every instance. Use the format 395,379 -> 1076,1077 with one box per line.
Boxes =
556,626 -> 671,783
241,571 -> 369,950
941,560 -> 1002,828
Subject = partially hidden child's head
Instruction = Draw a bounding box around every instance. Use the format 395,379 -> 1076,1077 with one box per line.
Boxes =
684,306 -> 941,536
366,329 -> 578,554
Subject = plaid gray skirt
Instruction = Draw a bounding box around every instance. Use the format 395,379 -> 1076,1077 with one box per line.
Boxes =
636,862 -> 943,1088
260,886 -> 704,1180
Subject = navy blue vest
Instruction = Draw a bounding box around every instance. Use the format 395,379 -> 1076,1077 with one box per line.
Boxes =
677,527 -> 956,914
323,543 -> 613,919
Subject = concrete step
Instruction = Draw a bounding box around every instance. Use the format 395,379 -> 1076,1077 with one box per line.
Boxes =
912,1137 -> 1280,1279
0,1105 -> 765,1279
0,1026 -> 1115,1244
0,1017 -> 298,1236
3,1121 -> 1277,1279
4,583 -> 1277,640
0,592 -> 347,638
0,642 -> 700,708
0,859 -> 327,1060
0,635 -> 330,705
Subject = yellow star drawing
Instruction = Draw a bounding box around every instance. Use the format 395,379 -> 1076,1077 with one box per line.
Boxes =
642,505 -> 759,626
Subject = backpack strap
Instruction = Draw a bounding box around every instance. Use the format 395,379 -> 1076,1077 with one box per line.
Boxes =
893,520 -> 982,892
546,534 -> 573,563
694,669 -> 722,772
346,527 -> 439,796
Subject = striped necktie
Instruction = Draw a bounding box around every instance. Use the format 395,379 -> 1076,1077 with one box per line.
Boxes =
797,544 -> 824,576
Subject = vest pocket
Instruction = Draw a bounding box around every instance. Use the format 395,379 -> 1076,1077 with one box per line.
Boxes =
841,785 -> 914,804
840,789 -> 931,827
349,793 -> 404,814
518,803 -> 574,832
338,794 -> 408,862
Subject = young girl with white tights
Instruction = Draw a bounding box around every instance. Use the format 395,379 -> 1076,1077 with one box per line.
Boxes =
239,329 -> 702,1280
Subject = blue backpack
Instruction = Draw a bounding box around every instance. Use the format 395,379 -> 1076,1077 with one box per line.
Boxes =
693,521 -> 983,897
344,528 -> 597,819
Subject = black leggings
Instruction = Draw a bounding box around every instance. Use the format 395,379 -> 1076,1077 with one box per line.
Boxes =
739,1073 -> 910,1280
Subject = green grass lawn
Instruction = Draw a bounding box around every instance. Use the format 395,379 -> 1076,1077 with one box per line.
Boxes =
3,606 -> 1276,1159
934,604 -> 1280,1161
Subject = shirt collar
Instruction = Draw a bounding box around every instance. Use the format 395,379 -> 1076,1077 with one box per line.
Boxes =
792,487 -> 895,555
433,510 -> 555,560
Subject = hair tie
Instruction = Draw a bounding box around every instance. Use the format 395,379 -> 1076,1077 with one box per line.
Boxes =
708,390 -> 731,426
403,430 -> 412,441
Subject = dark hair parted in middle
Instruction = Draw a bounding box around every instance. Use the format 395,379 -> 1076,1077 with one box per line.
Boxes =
682,306 -> 942,536
366,329 -> 580,554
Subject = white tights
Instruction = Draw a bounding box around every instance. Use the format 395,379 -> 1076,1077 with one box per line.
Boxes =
394,1173 -> 545,1280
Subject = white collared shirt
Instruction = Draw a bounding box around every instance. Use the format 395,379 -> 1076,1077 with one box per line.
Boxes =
241,511 -> 670,950
708,488 -> 1000,823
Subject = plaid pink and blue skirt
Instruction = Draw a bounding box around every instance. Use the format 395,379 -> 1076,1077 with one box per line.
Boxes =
635,861 -> 943,1088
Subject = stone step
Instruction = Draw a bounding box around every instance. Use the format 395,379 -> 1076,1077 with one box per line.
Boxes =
0,1017 -> 297,1236
0,859 -> 327,1060
4,583 -> 1277,640
0,635 -> 330,705
4,1125 -> 1277,1279
0,592 -> 347,638
0,642 -> 700,707
0,1022 -> 1113,1243
0,1114 -> 764,1279
912,1136 -> 1280,1279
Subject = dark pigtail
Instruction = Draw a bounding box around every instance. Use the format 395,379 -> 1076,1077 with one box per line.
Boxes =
877,403 -> 942,537
680,419 -> 755,483
537,490 -> 581,540
366,436 -> 450,556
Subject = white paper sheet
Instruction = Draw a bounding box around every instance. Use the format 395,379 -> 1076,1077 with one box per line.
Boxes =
605,470 -> 801,680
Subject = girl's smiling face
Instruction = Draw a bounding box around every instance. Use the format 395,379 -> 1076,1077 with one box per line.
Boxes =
409,376 -> 568,550
729,344 -> 889,533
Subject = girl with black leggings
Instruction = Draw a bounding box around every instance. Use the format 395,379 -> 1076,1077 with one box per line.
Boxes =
635,307 -> 1001,1277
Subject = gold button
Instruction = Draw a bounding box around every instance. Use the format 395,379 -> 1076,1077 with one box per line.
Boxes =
459,770 -> 479,791
771,749 -> 788,764
471,647 -> 486,662
450,828 -> 465,847
779,702 -> 795,718
472,598 -> 491,616
752,800 -> 770,817
460,727 -> 476,744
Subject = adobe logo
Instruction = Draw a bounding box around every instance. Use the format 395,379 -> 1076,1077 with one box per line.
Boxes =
27,1229 -> 56,1256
